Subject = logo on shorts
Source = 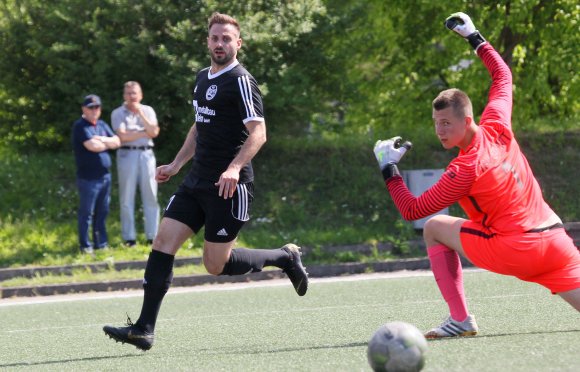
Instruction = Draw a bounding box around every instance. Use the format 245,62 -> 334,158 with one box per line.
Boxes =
217,228 -> 228,237
206,85 -> 218,100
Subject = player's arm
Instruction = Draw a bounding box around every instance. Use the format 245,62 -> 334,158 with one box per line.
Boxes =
446,12 -> 513,128
477,44 -> 513,128
386,164 -> 474,221
214,73 -> 267,198
216,120 -> 266,199
373,138 -> 474,220
156,124 -> 197,183
172,123 -> 198,168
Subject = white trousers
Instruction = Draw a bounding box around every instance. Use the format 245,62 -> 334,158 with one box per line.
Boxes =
116,148 -> 160,241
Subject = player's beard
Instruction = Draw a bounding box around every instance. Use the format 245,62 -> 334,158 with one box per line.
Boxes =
210,48 -> 235,66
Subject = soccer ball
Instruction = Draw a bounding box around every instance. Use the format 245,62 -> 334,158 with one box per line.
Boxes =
367,321 -> 428,372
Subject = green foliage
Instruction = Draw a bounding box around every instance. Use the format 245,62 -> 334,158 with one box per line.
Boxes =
0,0 -> 325,151
0,1 -> 579,268
295,0 -> 579,140
2,126 -> 578,268
385,220 -> 416,256
0,136 -> 409,267
2,1 -> 578,150
240,135 -> 404,249
0,145 -> 202,266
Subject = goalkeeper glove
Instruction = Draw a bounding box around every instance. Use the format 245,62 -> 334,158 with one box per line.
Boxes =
373,137 -> 412,181
445,12 -> 487,51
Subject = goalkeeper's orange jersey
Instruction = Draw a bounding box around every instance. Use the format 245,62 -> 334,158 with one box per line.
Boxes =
386,43 -> 555,234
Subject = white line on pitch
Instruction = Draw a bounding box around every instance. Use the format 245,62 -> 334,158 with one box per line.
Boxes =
0,269 -> 485,308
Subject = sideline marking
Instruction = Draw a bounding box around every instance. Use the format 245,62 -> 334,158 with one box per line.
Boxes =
0,269 -> 484,308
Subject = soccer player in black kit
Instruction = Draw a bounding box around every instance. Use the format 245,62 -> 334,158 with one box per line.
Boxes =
103,12 -> 308,351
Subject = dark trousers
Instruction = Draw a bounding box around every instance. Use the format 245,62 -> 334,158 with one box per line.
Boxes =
76,174 -> 111,249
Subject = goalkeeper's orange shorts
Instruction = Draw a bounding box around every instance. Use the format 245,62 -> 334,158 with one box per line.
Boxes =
460,221 -> 580,294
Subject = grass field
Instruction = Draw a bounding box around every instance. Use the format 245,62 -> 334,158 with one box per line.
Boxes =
1,270 -> 579,371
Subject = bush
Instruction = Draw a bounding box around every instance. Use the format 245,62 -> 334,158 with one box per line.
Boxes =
2,126 -> 578,267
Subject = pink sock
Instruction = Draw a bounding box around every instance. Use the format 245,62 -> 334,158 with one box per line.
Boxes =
427,244 -> 469,321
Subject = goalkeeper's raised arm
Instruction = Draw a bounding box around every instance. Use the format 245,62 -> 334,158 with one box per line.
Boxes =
446,12 -> 513,128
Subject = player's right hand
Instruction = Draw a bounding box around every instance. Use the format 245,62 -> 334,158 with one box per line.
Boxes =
444,12 -> 477,37
156,163 -> 179,183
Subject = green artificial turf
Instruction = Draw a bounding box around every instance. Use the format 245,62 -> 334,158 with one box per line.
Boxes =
1,271 -> 578,371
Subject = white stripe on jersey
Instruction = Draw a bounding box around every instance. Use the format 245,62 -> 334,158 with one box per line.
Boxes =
244,76 -> 256,117
238,75 -> 257,120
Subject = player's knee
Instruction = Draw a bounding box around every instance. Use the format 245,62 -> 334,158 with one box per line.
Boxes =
422,217 -> 439,241
151,233 -> 178,254
151,232 -> 168,251
204,259 -> 226,276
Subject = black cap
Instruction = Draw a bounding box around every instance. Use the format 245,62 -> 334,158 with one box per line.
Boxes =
82,94 -> 102,107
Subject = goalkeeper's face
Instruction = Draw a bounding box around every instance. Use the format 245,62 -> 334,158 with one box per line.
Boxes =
433,107 -> 472,150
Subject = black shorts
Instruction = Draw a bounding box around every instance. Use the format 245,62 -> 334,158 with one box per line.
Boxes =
163,177 -> 254,243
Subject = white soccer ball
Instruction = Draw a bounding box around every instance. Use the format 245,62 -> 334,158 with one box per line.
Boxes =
367,321 -> 428,372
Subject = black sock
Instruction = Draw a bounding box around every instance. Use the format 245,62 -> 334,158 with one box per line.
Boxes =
136,250 -> 174,334
220,248 -> 290,276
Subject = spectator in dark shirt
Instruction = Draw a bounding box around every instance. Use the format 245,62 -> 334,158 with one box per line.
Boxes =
72,94 -> 120,254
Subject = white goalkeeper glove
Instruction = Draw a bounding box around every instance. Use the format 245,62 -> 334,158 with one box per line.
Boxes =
445,12 -> 487,51
373,136 -> 412,181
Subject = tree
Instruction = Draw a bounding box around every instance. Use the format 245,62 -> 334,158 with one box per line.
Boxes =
297,0 -> 579,141
0,0 -> 325,151
0,1 -> 578,151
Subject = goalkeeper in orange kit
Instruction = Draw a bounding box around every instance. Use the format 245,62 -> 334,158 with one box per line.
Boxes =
373,12 -> 580,338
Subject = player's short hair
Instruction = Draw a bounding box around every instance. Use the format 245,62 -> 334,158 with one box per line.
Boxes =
432,88 -> 473,118
208,12 -> 240,35
123,81 -> 142,91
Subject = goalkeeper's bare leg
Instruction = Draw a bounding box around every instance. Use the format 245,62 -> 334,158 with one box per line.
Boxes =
559,288 -> 580,311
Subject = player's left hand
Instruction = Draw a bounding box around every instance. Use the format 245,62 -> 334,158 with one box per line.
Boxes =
444,12 -> 487,52
444,12 -> 477,37
215,168 -> 240,199
373,136 -> 413,170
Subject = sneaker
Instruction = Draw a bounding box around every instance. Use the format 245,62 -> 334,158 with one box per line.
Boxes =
103,316 -> 154,351
124,240 -> 137,247
80,246 -> 94,255
281,243 -> 309,296
424,314 -> 479,339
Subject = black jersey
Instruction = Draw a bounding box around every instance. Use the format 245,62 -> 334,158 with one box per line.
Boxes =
184,61 -> 264,186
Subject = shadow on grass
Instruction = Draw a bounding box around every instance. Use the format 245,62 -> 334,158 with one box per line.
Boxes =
0,353 -> 143,368
427,328 -> 580,342
196,341 -> 368,355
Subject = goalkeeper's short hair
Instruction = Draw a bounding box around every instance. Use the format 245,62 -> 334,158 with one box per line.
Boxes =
433,88 -> 474,119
